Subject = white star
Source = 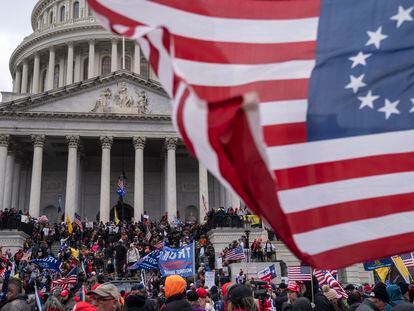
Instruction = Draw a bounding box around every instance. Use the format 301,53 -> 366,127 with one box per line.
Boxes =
349,52 -> 372,68
345,74 -> 366,94
357,90 -> 379,109
391,5 -> 414,28
378,99 -> 400,120
366,27 -> 388,49
410,98 -> 414,113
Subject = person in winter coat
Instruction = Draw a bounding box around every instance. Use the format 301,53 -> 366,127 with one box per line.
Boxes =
282,282 -> 301,311
356,282 -> 390,311
292,297 -> 312,311
227,284 -> 258,311
161,275 -> 192,311
310,276 -> 336,311
0,278 -> 32,311
124,284 -> 156,311
347,292 -> 362,311
385,285 -> 404,311
187,290 -> 205,311
275,283 -> 288,311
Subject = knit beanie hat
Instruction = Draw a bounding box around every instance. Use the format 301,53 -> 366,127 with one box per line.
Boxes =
186,290 -> 199,302
165,275 -> 187,298
323,285 -> 340,300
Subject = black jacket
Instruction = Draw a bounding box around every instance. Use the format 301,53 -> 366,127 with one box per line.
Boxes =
314,292 -> 336,311
162,295 -> 192,311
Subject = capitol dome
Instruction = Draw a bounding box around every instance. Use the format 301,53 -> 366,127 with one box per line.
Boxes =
0,0 -> 239,224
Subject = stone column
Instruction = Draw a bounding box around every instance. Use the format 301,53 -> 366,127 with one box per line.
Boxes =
29,135 -> 46,218
58,57 -> 65,88
47,46 -> 55,90
74,52 -> 81,83
11,157 -> 21,210
14,68 -> 22,93
225,188 -> 232,208
65,135 -> 79,220
0,135 -> 9,208
133,137 -> 145,222
21,60 -> 29,93
88,40 -> 95,79
32,53 -> 40,93
231,191 -> 240,209
165,138 -> 177,222
199,162 -> 209,223
111,39 -> 118,72
99,136 -> 112,223
133,42 -> 140,74
66,42 -> 74,85
3,148 -> 15,210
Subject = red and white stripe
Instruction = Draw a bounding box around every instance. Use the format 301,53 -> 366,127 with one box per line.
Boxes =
87,0 -> 414,269
51,276 -> 77,290
313,269 -> 348,299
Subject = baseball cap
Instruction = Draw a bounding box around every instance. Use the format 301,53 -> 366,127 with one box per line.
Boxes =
60,289 -> 70,297
287,282 -> 300,293
196,288 -> 208,299
87,283 -> 119,300
370,282 -> 390,303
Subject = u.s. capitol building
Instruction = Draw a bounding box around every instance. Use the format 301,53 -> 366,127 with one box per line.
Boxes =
0,0 -> 242,223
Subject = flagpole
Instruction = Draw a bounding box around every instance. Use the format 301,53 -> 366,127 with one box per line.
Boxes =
122,36 -> 126,70
310,267 -> 315,305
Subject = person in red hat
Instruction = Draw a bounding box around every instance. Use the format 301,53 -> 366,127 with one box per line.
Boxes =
60,289 -> 76,311
281,282 -> 301,311
72,301 -> 98,311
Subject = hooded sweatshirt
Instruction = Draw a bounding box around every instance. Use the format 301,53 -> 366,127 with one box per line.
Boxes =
385,285 -> 404,311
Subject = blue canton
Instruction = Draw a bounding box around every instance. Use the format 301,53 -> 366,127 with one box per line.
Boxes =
308,0 -> 414,141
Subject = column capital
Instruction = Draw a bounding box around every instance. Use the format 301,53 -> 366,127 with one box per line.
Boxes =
49,46 -> 55,52
66,135 -> 80,148
133,137 -> 146,150
164,137 -> 178,150
89,39 -> 95,45
111,38 -> 119,44
67,41 -> 74,48
32,135 -> 46,148
0,135 -> 10,148
100,136 -> 113,149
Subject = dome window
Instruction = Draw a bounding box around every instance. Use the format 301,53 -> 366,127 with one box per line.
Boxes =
60,6 -> 66,22
73,2 -> 80,19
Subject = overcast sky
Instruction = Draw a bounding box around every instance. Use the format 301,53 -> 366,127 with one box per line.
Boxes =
0,1 -> 38,96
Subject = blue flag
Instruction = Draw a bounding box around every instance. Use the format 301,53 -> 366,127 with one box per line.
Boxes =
30,256 -> 61,271
128,250 -> 161,271
159,243 -> 195,278
363,258 -> 393,271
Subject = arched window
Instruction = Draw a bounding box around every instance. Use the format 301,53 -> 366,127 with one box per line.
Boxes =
73,1 -> 80,19
60,6 -> 66,22
124,56 -> 131,71
101,56 -> 111,75
83,58 -> 89,80
49,11 -> 54,24
53,65 -> 60,89
140,55 -> 149,79
41,70 -> 47,92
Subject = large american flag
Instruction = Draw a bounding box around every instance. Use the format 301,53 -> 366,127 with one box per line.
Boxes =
400,253 -> 414,268
287,265 -> 312,281
88,0 -> 414,268
74,213 -> 83,232
51,267 -> 77,291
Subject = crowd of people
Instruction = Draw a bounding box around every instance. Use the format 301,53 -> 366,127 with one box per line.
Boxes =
2,208 -> 414,311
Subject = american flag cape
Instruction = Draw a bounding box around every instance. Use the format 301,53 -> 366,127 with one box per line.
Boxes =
313,269 -> 348,299
287,265 -> 312,281
88,0 -> 414,268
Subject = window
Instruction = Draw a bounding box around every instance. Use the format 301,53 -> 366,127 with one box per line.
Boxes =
73,2 -> 80,19
101,56 -> 111,75
83,58 -> 89,80
49,11 -> 54,24
140,54 -> 149,79
124,56 -> 131,71
60,6 -> 66,22
53,65 -> 60,88
41,70 -> 47,92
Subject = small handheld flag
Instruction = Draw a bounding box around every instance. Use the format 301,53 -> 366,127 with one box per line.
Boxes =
66,213 -> 73,234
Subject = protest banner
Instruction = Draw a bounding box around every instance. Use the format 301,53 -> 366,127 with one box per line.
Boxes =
128,250 -> 160,271
159,243 -> 195,278
205,271 -> 216,288
30,256 -> 61,271
363,258 -> 393,271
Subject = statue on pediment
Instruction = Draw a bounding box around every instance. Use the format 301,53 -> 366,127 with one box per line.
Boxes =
91,88 -> 112,112
90,83 -> 151,114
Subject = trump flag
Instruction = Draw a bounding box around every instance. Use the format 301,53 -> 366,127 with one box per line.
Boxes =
88,0 -> 414,268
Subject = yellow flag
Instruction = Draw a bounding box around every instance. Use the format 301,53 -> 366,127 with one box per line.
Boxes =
392,255 -> 411,283
114,208 -> 120,225
375,267 -> 390,283
244,215 -> 261,226
66,213 -> 73,234
70,247 -> 79,260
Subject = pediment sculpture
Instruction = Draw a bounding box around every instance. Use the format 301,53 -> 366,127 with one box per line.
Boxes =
91,82 -> 151,114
